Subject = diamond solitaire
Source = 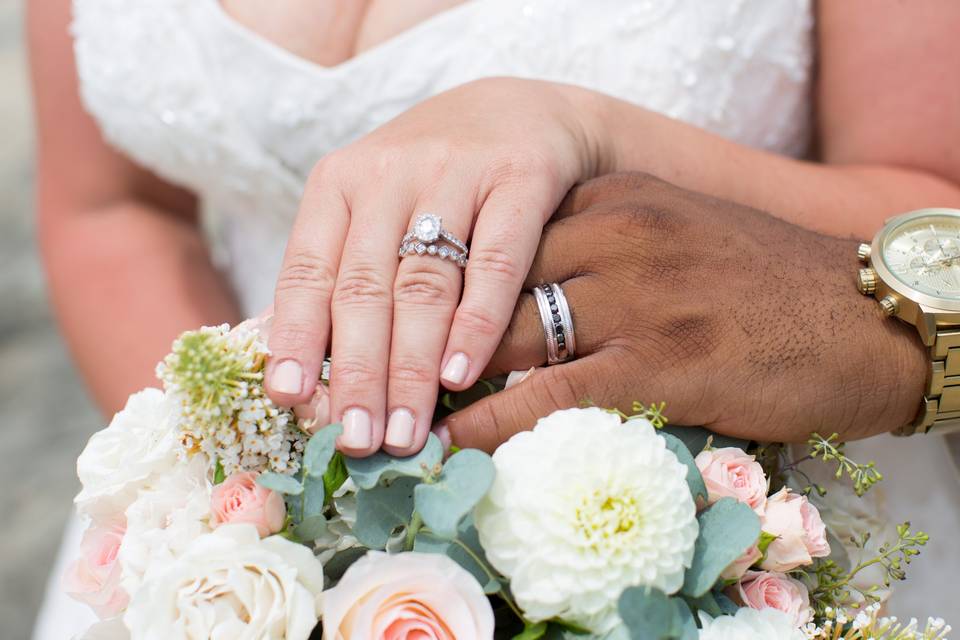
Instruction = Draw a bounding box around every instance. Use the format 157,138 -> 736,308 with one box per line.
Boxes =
413,214 -> 442,243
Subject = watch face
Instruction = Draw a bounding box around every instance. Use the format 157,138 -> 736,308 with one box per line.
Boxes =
882,213 -> 960,301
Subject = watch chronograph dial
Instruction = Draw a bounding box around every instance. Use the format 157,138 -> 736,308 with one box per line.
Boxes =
882,216 -> 960,301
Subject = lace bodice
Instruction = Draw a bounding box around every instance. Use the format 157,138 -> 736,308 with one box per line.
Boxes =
71,0 -> 813,315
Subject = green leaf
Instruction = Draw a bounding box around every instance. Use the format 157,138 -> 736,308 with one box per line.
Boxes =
674,600 -> 698,640
257,472 -> 304,496
659,426 -> 750,455
618,588 -> 687,640
345,434 -> 443,490
415,519 -> 500,594
323,547 -> 367,583
513,621 -> 548,640
303,474 -> 325,518
213,458 -> 226,484
659,432 -> 707,502
681,498 -> 760,598
757,531 -> 777,555
304,423 -> 343,477
323,451 -> 350,503
353,477 -> 418,549
293,514 -> 327,541
415,449 -> 495,539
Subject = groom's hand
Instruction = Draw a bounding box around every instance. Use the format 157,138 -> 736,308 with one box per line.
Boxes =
440,173 -> 928,451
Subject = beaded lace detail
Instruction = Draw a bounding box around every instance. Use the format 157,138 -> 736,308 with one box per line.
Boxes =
71,0 -> 813,314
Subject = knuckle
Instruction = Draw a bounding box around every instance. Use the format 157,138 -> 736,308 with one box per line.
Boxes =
276,250 -> 337,299
389,355 -> 437,387
455,305 -> 503,340
268,323 -> 325,352
333,264 -> 392,307
468,245 -> 524,283
330,357 -> 383,389
393,268 -> 458,307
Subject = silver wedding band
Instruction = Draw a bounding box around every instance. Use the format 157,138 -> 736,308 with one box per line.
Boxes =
399,213 -> 469,269
533,283 -> 576,365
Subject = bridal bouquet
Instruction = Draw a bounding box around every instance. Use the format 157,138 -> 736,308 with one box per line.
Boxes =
66,322 -> 951,640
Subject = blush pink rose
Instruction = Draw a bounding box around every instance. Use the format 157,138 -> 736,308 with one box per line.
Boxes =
63,518 -> 128,618
322,551 -> 495,639
210,472 -> 286,537
694,447 -> 768,514
760,488 -> 831,572
733,570 -> 813,626
721,542 -> 763,581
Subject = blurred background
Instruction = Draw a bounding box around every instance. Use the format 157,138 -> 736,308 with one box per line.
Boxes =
0,3 -> 103,638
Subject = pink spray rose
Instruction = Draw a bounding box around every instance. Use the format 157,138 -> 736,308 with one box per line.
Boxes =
733,570 -> 813,626
210,471 -> 286,537
760,487 -> 830,572
63,518 -> 128,618
322,551 -> 495,639
721,542 -> 763,581
694,447 -> 768,514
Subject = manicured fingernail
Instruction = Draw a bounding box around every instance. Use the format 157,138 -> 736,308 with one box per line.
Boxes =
433,424 -> 452,454
385,408 -> 416,448
271,359 -> 303,395
341,407 -> 373,449
441,352 -> 470,386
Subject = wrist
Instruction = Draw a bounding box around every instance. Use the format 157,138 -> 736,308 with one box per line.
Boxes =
552,82 -> 620,179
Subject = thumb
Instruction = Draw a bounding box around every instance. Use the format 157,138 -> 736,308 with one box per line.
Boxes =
438,355 -> 615,453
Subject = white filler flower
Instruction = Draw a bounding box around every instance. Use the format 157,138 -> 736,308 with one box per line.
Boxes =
474,407 -> 699,633
698,608 -> 806,640
124,524 -> 323,640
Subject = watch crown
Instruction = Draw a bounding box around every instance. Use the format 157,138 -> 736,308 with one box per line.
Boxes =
857,268 -> 877,295
857,243 -> 872,262
879,294 -> 899,316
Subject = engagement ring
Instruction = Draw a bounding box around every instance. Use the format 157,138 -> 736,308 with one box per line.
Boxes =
399,213 -> 468,268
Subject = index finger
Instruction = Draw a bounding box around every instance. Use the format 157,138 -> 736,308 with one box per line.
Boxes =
266,166 -> 350,407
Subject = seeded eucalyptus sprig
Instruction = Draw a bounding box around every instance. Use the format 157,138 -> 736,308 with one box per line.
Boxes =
807,433 -> 883,497
806,521 -> 929,616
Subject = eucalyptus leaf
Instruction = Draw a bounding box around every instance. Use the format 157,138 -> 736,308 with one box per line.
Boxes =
659,426 -> 750,455
513,621 -> 548,640
681,498 -> 760,598
257,472 -> 304,496
345,434 -> 443,490
353,477 -> 418,549
323,547 -> 368,583
659,432 -> 707,502
618,587 -> 686,640
303,474 -> 325,518
304,423 -> 343,477
713,591 -> 739,616
294,514 -> 327,541
415,521 -> 500,594
674,599 -> 698,640
415,449 -> 495,539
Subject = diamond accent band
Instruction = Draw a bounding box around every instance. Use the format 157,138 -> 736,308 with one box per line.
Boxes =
399,214 -> 469,269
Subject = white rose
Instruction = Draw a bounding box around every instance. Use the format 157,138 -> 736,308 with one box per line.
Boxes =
698,608 -> 806,640
124,524 -> 323,640
119,455 -> 212,595
474,408 -> 699,634
75,389 -> 178,516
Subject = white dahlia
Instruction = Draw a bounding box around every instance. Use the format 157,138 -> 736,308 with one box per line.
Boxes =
698,609 -> 806,640
474,407 -> 698,633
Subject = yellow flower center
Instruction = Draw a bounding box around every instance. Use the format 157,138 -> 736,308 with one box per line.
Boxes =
574,489 -> 643,549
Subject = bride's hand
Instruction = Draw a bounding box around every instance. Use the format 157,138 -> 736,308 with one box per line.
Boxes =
439,173 -> 929,451
265,78 -> 603,457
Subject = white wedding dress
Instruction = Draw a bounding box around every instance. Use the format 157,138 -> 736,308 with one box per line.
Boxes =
35,0 -> 960,637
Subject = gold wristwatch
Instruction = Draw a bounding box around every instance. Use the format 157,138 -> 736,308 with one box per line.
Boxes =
858,207 -> 960,435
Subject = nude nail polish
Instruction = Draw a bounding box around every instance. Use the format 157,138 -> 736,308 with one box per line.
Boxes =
271,359 -> 303,395
385,408 -> 416,448
441,352 -> 470,386
341,407 -> 373,449
433,423 -> 452,454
